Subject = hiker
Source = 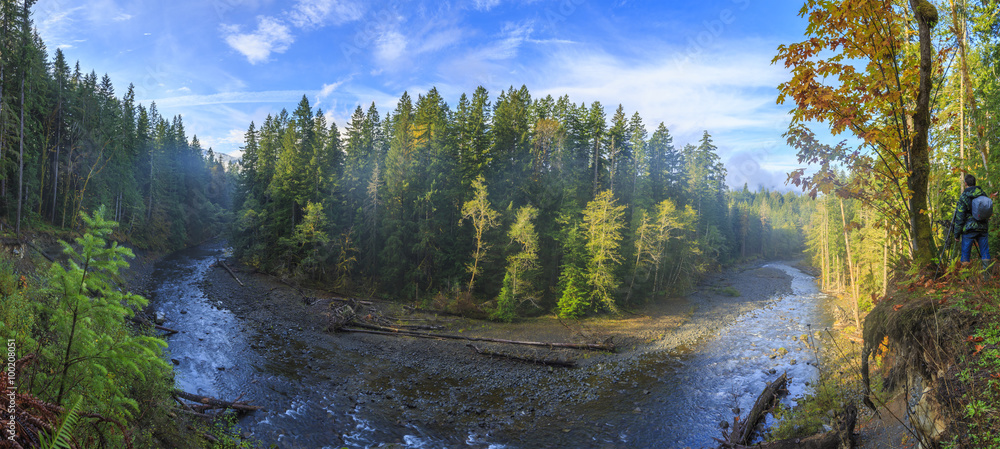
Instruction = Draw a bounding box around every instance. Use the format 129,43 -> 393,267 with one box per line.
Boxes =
953,174 -> 993,266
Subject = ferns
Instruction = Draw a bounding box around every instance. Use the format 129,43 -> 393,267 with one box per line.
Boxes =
40,396 -> 82,449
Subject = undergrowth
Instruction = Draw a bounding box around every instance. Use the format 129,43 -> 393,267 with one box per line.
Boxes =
769,261 -> 1000,447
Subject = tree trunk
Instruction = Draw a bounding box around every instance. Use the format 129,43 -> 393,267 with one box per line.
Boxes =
722,405 -> 857,449
883,225 -> 889,295
907,0 -> 938,269
16,0 -> 28,235
52,79 -> 61,222
17,72 -> 23,235
340,325 -> 615,351
726,372 -> 788,446
172,390 -> 263,412
839,199 -> 861,330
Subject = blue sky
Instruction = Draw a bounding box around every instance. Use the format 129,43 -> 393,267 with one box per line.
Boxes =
33,0 -> 811,191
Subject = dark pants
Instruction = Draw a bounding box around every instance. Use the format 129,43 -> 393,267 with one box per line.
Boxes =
960,232 -> 991,263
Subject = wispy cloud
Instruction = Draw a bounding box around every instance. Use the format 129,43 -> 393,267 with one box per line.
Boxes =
472,0 -> 503,11
375,30 -> 408,64
152,90 -> 315,108
481,21 -> 533,60
319,77 -> 351,98
34,4 -> 86,48
414,28 -> 464,54
221,16 -> 294,64
288,0 -> 365,28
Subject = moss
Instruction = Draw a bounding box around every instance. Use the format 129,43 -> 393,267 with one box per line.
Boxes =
914,0 -> 938,28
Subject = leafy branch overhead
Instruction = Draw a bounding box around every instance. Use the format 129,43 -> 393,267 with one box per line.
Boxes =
774,0 -> 940,267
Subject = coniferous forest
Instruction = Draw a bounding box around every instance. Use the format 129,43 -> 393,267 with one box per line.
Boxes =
230,90 -> 810,319
0,1 -> 231,250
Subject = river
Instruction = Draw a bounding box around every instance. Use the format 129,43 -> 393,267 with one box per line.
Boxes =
149,242 -> 833,449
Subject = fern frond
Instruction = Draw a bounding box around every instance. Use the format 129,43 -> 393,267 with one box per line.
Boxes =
41,396 -> 83,449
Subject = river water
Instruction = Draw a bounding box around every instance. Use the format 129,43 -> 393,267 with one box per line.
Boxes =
149,243 -> 832,449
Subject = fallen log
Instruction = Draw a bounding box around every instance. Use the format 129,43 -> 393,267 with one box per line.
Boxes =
306,296 -> 374,307
172,390 -> 262,412
218,259 -> 244,287
339,326 -> 614,352
726,372 -> 788,446
348,320 -> 443,332
467,344 -> 576,367
154,324 -> 180,335
719,405 -> 857,449
399,324 -> 446,331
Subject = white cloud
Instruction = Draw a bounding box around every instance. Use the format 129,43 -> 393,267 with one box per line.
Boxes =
288,0 -> 364,28
222,16 -> 295,64
319,78 -> 350,98
532,44 -> 789,138
375,30 -> 408,64
220,1 -> 364,64
482,21 -> 533,60
113,13 -> 132,21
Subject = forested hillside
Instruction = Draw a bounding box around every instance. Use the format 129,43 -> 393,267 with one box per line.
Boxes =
0,0 -> 231,249
231,90 -> 811,319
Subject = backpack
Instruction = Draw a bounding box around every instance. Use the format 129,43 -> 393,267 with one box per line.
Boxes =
972,194 -> 994,222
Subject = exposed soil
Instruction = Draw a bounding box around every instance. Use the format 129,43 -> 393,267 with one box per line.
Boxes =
179,253 -> 796,447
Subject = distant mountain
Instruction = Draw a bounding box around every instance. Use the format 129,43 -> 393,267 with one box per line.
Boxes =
205,150 -> 241,166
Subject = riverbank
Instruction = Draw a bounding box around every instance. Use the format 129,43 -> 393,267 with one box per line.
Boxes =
176,248 -> 800,447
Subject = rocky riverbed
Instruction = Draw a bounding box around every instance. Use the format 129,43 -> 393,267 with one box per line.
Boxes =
143,240 -> 828,448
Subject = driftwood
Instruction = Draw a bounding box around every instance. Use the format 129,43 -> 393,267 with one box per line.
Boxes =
154,324 -> 179,335
467,344 -> 576,367
719,405 -> 857,449
172,390 -> 262,413
339,325 -> 614,352
722,372 -> 789,446
217,259 -> 244,287
306,296 -> 374,307
398,323 -> 446,331
348,320 -> 443,332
